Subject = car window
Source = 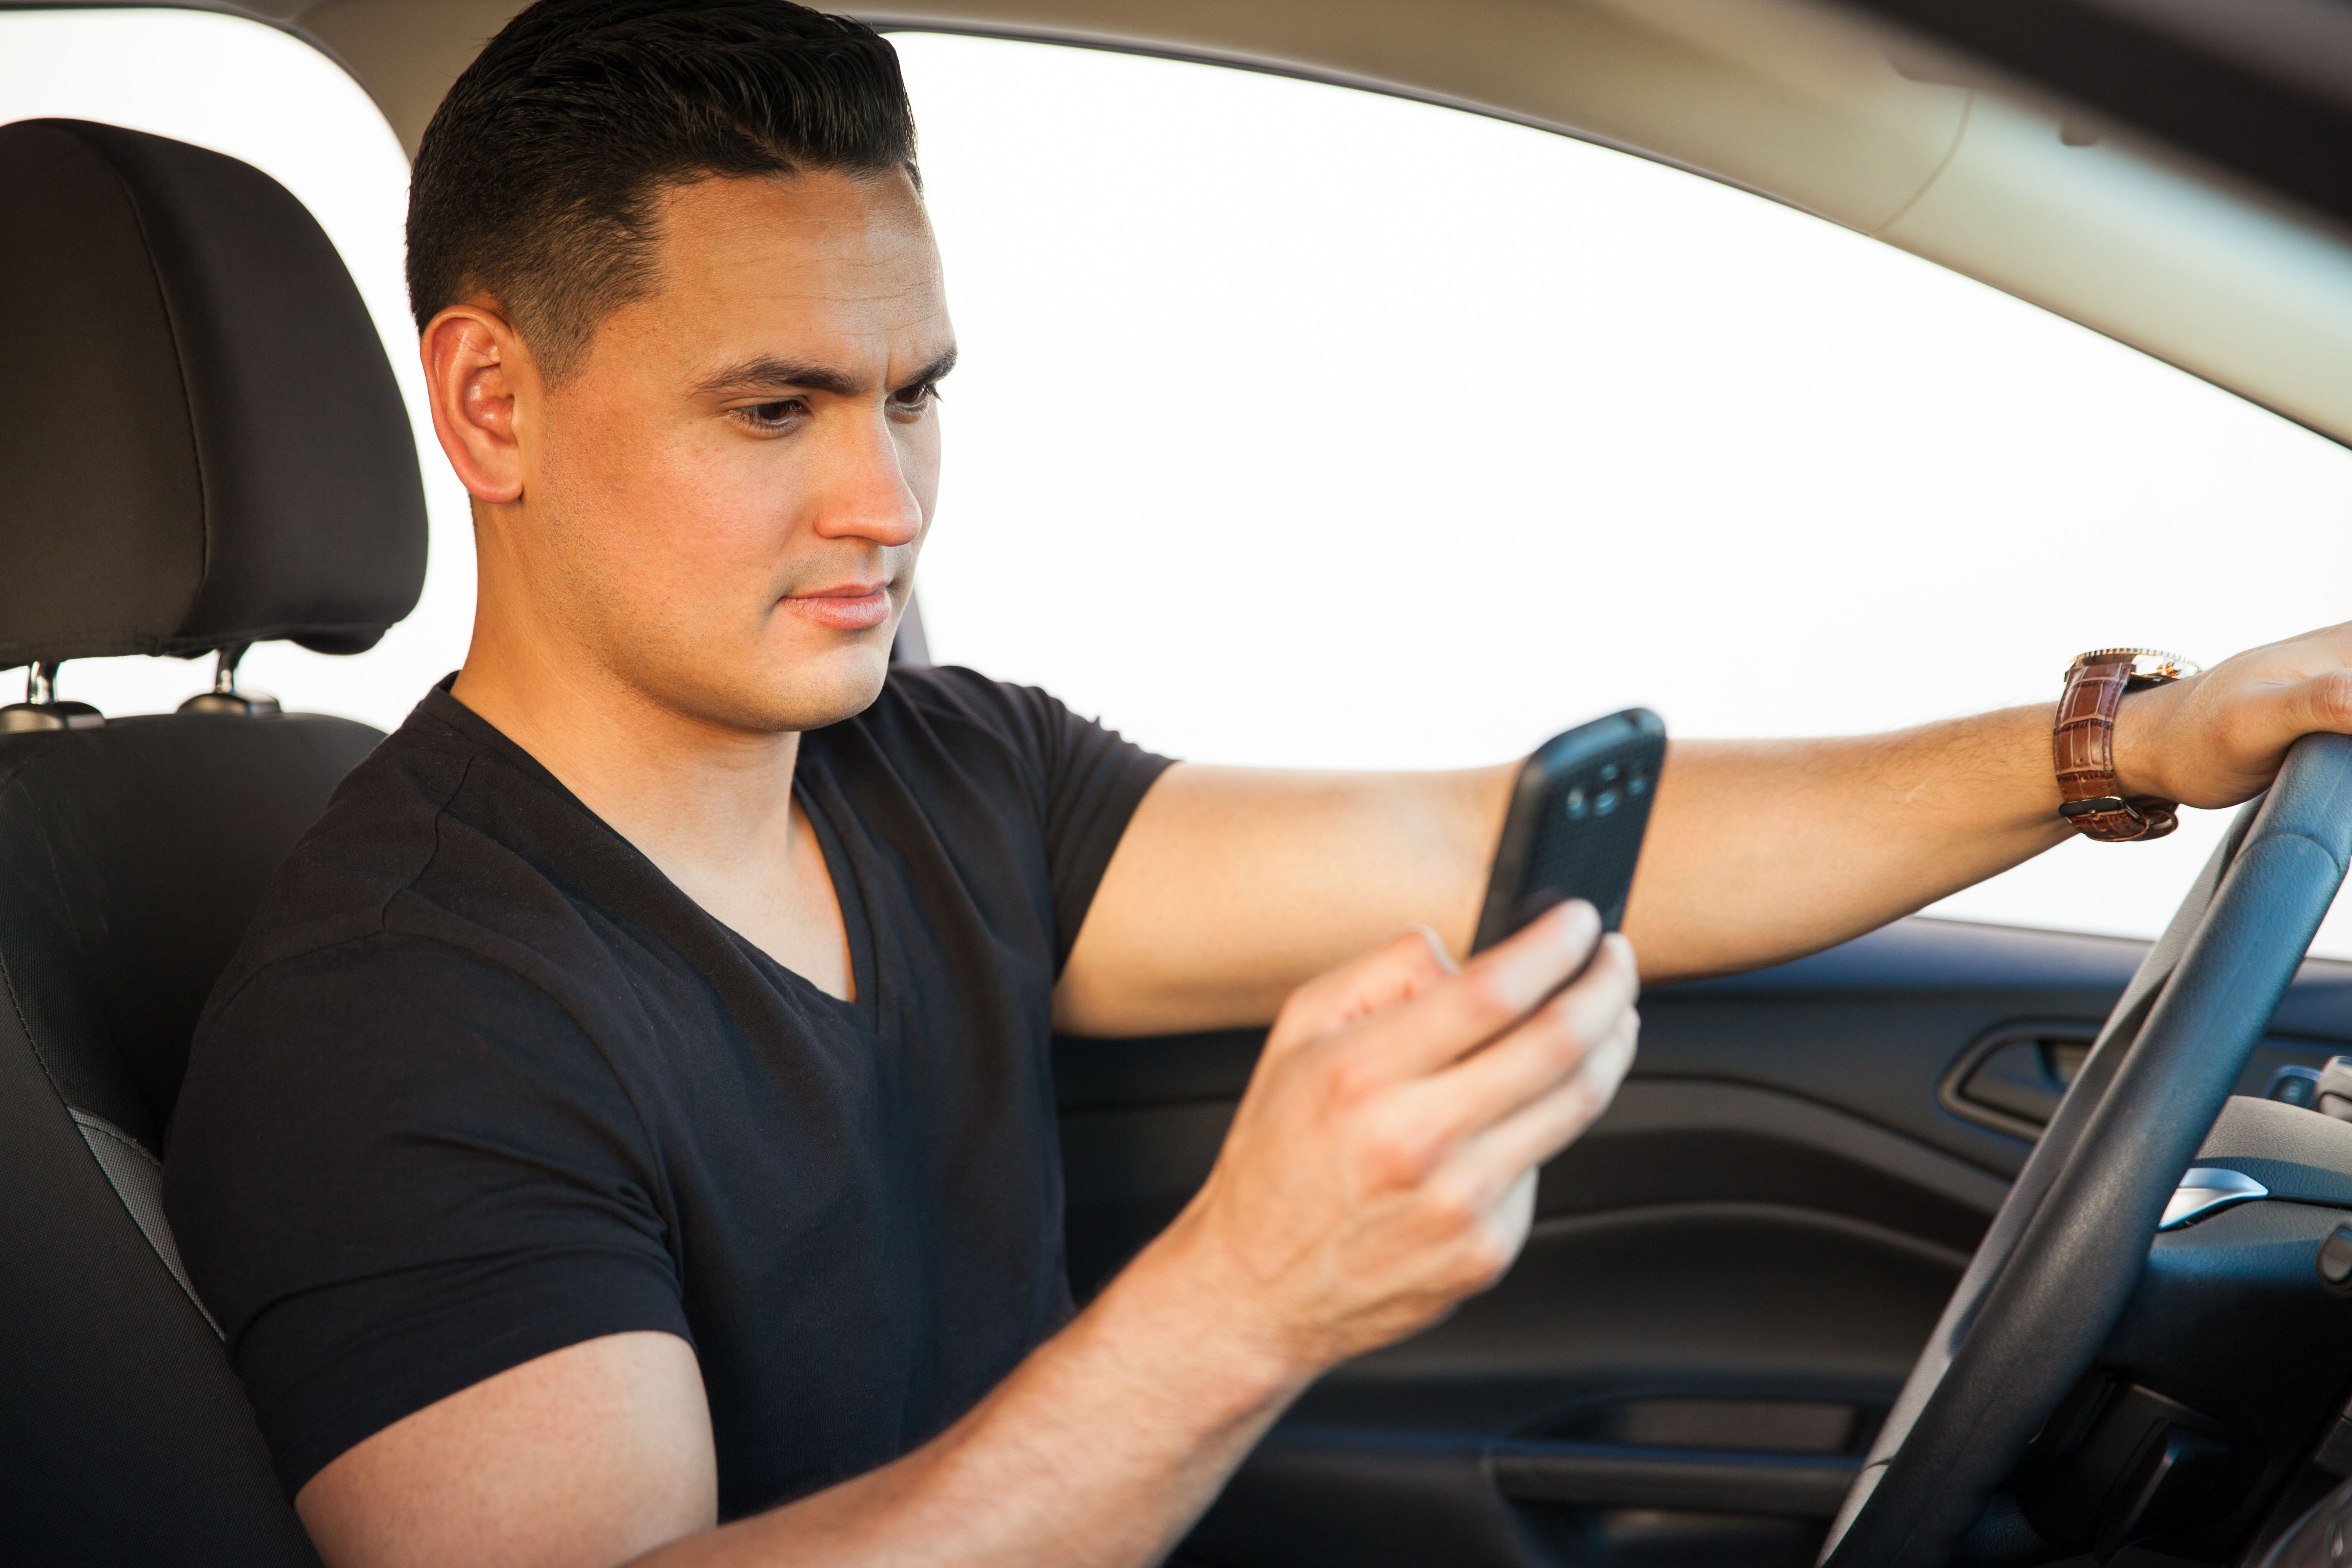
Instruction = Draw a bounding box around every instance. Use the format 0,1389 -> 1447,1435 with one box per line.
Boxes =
0,7 -> 474,732
890,31 -> 2352,956
9,16 -> 2350,957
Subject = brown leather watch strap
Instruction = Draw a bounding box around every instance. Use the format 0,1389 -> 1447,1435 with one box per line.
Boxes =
2053,652 -> 2179,842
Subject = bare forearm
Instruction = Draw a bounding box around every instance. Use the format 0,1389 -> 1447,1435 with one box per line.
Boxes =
640,1233 -> 1301,1568
1624,704 -> 2068,983
1067,704 -> 2082,1029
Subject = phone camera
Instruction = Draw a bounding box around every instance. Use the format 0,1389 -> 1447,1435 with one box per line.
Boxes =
1565,789 -> 1587,820
1598,764 -> 1620,784
1629,771 -> 1649,797
1594,788 -> 1620,816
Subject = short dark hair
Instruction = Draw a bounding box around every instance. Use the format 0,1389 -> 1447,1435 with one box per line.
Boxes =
406,0 -> 918,382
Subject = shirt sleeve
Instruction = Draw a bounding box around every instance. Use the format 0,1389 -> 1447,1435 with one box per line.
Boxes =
165,934 -> 689,1498
1026,690 -> 1176,967
894,667 -> 1177,970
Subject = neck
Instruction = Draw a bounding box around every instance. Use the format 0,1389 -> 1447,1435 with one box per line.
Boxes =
451,612 -> 805,888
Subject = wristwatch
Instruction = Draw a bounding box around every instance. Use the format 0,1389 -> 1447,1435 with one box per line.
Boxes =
2054,648 -> 2200,842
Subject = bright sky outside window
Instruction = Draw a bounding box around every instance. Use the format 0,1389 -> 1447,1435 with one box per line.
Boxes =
9,14 -> 2352,952
891,31 -> 2352,954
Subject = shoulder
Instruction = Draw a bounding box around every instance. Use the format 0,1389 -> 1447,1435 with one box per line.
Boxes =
175,928 -> 652,1208
191,929 -> 620,1111
220,695 -> 478,970
204,687 -> 641,1036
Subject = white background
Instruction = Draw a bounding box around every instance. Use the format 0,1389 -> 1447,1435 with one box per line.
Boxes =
8,13 -> 2352,953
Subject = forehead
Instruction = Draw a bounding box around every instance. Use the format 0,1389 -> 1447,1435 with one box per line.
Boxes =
635,169 -> 946,355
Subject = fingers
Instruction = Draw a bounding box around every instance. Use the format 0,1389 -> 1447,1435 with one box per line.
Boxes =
1393,934 -> 1638,1148
1347,901 -> 1604,1080
2119,631 -> 2352,807
1403,1013 -> 1637,1284
1459,1008 -> 1638,1181
1266,924 -> 1455,1054
1196,917 -> 1640,1366
1408,1018 -> 1638,1297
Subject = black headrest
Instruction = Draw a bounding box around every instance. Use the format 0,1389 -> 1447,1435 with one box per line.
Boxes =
0,119 -> 426,668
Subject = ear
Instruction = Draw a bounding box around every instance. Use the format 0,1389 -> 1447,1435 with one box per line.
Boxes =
419,302 -> 535,505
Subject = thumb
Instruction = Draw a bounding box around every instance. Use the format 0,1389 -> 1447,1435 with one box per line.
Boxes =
2275,668 -> 2352,740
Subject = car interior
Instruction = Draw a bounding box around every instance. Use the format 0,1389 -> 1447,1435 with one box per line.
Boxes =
9,2 -> 2352,1567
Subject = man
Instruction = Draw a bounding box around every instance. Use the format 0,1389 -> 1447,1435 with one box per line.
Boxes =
162,3 -> 2352,1565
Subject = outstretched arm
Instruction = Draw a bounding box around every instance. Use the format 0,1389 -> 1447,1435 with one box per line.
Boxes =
1056,622 -> 2352,1034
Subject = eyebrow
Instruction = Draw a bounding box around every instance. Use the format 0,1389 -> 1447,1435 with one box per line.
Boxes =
691,346 -> 958,400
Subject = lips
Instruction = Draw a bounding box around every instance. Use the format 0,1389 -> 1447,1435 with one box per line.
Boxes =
780,582 -> 892,632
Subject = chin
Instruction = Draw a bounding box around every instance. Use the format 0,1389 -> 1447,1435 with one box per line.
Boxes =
697,634 -> 897,734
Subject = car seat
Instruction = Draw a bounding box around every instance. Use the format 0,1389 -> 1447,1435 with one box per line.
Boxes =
0,119 -> 427,1565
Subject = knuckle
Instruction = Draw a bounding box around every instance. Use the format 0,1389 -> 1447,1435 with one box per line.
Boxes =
1322,1047 -> 1383,1109
1418,1173 -> 1483,1234
1363,1123 -> 1439,1189
1393,924 -> 1454,975
1460,967 -> 1518,1020
1458,968 -> 1514,1020
2319,671 -> 2352,723
1543,1012 -> 1594,1069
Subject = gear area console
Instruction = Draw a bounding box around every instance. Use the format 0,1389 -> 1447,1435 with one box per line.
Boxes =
1975,1090 -> 2352,1565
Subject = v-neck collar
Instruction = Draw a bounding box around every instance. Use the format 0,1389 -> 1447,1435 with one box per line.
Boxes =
417,678 -> 881,1033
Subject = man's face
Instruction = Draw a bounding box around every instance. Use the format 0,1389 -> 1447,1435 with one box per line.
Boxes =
515,168 -> 952,733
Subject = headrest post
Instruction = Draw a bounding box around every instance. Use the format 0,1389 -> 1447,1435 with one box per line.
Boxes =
178,643 -> 278,719
1,662 -> 103,734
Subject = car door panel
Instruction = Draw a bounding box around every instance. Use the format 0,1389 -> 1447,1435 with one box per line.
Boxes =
1191,1206 -> 1957,1568
1057,916 -> 2352,1565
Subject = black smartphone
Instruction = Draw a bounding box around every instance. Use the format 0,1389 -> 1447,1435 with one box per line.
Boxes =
1471,709 -> 1666,954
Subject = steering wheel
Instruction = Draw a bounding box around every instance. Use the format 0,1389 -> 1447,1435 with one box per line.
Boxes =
1818,731 -> 2352,1567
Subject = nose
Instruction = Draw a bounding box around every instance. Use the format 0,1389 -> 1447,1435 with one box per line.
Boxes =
810,404 -> 924,548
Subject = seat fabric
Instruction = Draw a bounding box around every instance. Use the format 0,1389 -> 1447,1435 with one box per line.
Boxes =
0,713 -> 381,1565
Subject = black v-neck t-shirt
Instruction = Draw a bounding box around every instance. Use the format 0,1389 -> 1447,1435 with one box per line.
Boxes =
163,668 -> 1173,1512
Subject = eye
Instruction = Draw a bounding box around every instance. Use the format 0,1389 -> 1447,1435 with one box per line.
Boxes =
887,380 -> 940,415
733,398 -> 807,433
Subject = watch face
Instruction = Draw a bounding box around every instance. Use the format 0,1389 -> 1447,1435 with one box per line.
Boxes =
2072,647 -> 2201,682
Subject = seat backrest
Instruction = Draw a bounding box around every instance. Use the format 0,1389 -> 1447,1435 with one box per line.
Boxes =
0,118 -> 427,1565
0,716 -> 380,1566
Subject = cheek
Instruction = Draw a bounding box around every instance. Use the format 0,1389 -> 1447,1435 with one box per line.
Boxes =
664,494 -> 799,616
554,409 -> 790,585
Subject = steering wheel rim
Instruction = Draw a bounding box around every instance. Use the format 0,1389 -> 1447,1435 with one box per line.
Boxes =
1818,731 -> 2352,1568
